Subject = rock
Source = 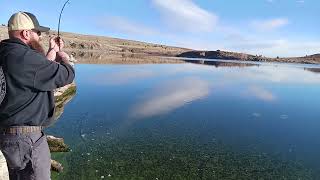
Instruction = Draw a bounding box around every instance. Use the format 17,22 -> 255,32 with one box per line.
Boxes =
53,82 -> 76,121
70,54 -> 77,64
51,160 -> 64,173
47,135 -> 70,152
0,151 -> 9,180
69,42 -> 77,48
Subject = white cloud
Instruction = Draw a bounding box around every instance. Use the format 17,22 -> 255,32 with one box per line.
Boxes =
130,77 -> 210,118
262,40 -> 320,57
227,39 -> 285,52
266,0 -> 304,4
94,2 -> 315,58
251,18 -> 289,31
152,0 -> 218,32
98,16 -> 157,36
231,39 -> 320,57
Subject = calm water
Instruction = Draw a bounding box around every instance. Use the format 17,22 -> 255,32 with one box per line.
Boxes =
48,61 -> 320,180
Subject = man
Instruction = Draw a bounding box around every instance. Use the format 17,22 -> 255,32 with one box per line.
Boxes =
0,12 -> 75,180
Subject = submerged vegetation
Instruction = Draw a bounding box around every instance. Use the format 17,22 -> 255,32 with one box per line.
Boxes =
51,129 -> 314,180
55,84 -> 77,106
48,63 -> 320,180
54,84 -> 77,121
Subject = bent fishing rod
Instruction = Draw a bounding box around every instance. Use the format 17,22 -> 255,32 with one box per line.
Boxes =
57,0 -> 70,50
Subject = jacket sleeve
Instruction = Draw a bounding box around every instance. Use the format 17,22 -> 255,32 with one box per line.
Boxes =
25,50 -> 75,91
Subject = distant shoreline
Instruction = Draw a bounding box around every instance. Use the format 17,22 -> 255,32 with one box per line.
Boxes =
1,26 -> 319,64
177,50 -> 320,65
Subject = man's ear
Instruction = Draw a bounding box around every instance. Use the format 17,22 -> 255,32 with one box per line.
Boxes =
20,30 -> 31,41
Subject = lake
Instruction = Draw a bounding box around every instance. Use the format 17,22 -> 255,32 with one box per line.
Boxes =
48,60 -> 320,180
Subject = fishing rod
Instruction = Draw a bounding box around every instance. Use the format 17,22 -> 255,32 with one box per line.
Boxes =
57,0 -> 70,50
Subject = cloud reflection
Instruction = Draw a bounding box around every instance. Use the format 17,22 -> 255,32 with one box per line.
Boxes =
246,85 -> 276,102
93,69 -> 155,85
130,77 -> 210,118
223,66 -> 320,85
91,63 -> 214,86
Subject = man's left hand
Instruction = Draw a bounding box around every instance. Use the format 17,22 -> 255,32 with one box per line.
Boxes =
49,37 -> 64,52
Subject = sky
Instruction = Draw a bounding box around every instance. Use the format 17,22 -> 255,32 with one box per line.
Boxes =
0,0 -> 319,57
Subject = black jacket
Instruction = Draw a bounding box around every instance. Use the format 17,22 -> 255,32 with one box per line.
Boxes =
0,38 -> 75,127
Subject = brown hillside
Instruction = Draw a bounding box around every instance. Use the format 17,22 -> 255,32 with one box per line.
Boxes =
0,25 -> 190,64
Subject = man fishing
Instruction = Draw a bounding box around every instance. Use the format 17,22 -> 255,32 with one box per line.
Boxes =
0,11 -> 75,180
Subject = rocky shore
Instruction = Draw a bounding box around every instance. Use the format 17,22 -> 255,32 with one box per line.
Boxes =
177,50 -> 320,64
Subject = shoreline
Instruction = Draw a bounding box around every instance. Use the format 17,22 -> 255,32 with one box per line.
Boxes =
177,50 -> 320,65
1,26 -> 318,65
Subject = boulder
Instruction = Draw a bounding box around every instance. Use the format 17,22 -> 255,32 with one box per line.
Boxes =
47,135 -> 70,152
0,151 -> 9,180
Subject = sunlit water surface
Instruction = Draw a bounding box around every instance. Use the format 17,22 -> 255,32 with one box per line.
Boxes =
48,61 -> 320,180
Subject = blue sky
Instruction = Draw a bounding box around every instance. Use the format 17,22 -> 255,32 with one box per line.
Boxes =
0,0 -> 319,57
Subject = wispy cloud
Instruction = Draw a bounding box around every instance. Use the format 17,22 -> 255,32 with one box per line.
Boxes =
94,1 -> 316,57
266,0 -> 304,4
98,16 -> 157,36
130,77 -> 210,118
152,0 -> 218,32
230,39 -> 320,57
251,18 -> 289,31
227,39 -> 285,51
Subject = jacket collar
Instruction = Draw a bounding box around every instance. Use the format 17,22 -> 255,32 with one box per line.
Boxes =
1,38 -> 29,48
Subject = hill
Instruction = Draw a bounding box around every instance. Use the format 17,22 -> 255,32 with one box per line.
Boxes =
1,25 -> 319,64
0,25 -> 189,64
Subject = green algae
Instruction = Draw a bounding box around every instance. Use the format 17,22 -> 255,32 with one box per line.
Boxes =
51,132 -> 314,180
54,85 -> 77,121
55,85 -> 77,106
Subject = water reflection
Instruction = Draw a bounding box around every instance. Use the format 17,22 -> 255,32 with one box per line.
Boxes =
244,85 -> 276,102
184,59 -> 259,68
130,77 -> 210,118
184,59 -> 320,84
305,68 -> 320,74
47,62 -> 320,179
92,69 -> 156,85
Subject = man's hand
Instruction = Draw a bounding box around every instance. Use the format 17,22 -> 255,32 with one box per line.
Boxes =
56,51 -> 70,64
47,37 -> 65,61
49,37 -> 64,52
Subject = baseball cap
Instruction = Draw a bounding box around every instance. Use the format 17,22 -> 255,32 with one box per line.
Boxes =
8,11 -> 50,32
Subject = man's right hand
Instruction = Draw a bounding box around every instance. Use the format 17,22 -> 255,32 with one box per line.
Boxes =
56,51 -> 70,64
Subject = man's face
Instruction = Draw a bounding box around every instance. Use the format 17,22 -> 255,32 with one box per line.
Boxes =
27,30 -> 45,55
30,30 -> 41,42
